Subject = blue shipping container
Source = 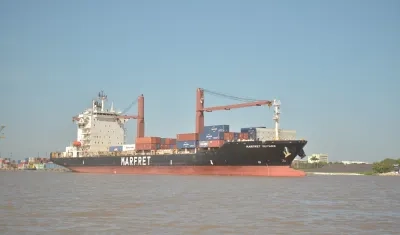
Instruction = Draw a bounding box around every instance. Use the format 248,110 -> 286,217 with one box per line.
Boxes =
199,141 -> 209,147
200,131 -> 224,141
45,163 -> 55,169
204,125 -> 229,133
176,140 -> 198,149
240,127 -> 266,132
45,163 -> 64,169
109,146 -> 123,152
233,132 -> 240,141
170,144 -> 175,149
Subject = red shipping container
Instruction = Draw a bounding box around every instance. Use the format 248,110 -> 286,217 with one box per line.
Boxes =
135,143 -> 159,151
165,138 -> 176,145
176,133 -> 199,141
160,144 -> 170,149
208,140 -> 225,148
136,137 -> 161,144
240,133 -> 249,140
223,132 -> 235,141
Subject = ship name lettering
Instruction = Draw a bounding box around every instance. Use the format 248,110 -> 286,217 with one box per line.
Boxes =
262,145 -> 276,148
121,156 -> 151,166
246,144 -> 276,148
246,145 -> 260,148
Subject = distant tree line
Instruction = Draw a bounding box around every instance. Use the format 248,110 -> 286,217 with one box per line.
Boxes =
372,158 -> 400,173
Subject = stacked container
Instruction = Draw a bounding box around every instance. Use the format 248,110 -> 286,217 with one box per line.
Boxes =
160,138 -> 177,149
223,132 -> 241,141
198,125 -> 231,148
176,133 -> 199,149
240,128 -> 296,141
135,137 -> 161,150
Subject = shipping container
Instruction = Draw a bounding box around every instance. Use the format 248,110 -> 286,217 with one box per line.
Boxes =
199,140 -> 209,148
240,128 -> 257,140
122,144 -> 135,151
45,162 -> 65,169
135,143 -> 160,151
233,132 -> 240,140
240,127 -> 265,132
240,133 -> 249,140
279,129 -> 297,140
160,144 -> 170,149
45,163 -> 55,169
170,144 -> 176,149
164,138 -> 176,145
199,131 -> 224,141
224,132 -> 239,141
109,146 -> 123,152
136,137 -> 161,144
204,125 -> 230,133
240,128 -> 297,141
208,140 -> 225,148
176,140 -> 198,149
176,133 -> 199,141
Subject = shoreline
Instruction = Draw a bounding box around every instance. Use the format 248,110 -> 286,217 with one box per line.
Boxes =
0,168 -> 70,172
306,172 -> 400,176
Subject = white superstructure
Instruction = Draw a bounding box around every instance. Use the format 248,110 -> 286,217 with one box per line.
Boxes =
64,91 -> 130,157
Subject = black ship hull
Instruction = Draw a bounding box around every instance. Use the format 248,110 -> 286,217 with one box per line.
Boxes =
51,140 -> 307,177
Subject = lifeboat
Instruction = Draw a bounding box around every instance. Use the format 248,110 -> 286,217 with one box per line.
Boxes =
73,141 -> 81,147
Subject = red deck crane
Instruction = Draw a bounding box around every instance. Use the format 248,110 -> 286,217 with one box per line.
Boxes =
196,88 -> 273,134
117,94 -> 145,138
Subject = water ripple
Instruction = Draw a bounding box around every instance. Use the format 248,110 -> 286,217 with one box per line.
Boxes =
0,172 -> 399,234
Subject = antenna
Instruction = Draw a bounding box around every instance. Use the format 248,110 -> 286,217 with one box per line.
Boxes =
98,91 -> 107,112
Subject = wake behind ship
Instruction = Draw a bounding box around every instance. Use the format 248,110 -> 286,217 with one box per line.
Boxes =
50,89 -> 308,177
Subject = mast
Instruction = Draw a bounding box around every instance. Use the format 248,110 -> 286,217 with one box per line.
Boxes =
272,99 -> 281,140
98,91 -> 107,112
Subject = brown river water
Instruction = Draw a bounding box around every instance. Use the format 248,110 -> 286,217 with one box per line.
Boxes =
0,171 -> 399,234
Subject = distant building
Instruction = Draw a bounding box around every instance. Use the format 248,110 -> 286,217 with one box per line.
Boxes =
307,154 -> 328,163
341,161 -> 369,165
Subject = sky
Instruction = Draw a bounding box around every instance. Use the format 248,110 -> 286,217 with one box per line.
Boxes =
0,0 -> 399,162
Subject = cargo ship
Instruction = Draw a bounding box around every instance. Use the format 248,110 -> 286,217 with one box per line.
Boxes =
50,89 -> 308,177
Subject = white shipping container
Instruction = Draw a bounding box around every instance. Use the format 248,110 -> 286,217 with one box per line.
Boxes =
255,128 -> 296,141
122,144 -> 135,151
279,130 -> 296,140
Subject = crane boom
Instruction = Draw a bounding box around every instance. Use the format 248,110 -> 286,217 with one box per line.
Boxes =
202,100 -> 272,112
